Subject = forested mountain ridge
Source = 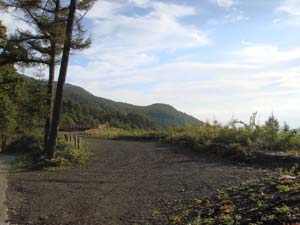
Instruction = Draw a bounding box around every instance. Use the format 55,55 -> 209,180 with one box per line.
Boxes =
63,83 -> 201,129
20,75 -> 200,129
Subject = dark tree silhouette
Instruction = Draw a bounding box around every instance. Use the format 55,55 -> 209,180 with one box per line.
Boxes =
47,0 -> 95,159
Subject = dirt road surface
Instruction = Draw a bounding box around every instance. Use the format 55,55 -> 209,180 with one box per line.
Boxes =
0,154 -> 15,225
7,139 -> 270,225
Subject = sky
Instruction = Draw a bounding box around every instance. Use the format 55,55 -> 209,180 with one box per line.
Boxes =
1,0 -> 300,126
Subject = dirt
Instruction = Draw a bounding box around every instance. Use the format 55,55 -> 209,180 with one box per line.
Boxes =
0,154 -> 15,225
7,138 -> 271,225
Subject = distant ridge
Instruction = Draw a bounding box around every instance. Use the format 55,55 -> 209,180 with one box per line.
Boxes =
63,83 -> 201,128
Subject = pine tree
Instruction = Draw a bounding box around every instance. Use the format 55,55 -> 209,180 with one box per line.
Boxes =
0,0 -> 91,150
283,122 -> 290,132
265,113 -> 280,133
264,113 -> 280,151
47,0 -> 95,159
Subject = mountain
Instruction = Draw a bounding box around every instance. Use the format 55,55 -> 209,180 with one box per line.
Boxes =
63,83 -> 200,129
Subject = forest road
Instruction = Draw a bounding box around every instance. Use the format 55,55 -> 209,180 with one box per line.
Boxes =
0,154 -> 15,225
7,138 -> 270,225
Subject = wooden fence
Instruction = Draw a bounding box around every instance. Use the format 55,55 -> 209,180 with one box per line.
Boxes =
59,124 -> 96,132
59,124 -> 108,132
63,133 -> 81,150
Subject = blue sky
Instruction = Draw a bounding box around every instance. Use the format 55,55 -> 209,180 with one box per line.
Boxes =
2,0 -> 300,126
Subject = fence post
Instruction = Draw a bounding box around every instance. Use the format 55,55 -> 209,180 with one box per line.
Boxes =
64,134 -> 68,142
77,137 -> 81,149
73,135 -> 76,147
75,136 -> 78,149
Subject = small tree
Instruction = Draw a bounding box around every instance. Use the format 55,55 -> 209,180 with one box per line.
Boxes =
264,113 -> 280,151
283,122 -> 290,132
265,113 -> 280,132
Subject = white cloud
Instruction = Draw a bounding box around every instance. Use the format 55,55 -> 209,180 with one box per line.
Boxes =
211,0 -> 238,8
233,43 -> 300,65
278,0 -> 300,16
207,3 -> 247,25
128,0 -> 149,7
224,9 -> 248,22
81,0 -> 209,76
272,18 -> 281,24
0,11 -> 32,34
86,1 -> 122,19
276,0 -> 300,27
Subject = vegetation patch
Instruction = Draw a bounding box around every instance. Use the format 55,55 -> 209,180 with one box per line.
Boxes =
88,113 -> 300,167
84,127 -> 165,141
11,138 -> 91,172
166,114 -> 299,152
149,168 -> 300,225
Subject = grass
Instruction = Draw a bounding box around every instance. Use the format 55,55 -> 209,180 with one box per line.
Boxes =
84,127 -> 164,140
12,139 -> 91,172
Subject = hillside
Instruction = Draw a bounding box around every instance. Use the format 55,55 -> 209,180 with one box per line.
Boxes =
63,83 -> 200,129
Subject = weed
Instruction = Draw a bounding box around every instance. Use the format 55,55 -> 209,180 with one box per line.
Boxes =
276,184 -> 291,193
276,204 -> 291,214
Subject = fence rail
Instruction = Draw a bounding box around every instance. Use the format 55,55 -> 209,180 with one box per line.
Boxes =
59,124 -> 96,132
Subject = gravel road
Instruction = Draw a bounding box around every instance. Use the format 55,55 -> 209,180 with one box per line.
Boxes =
7,138 -> 270,225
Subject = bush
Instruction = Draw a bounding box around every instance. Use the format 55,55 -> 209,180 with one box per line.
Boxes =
12,139 -> 90,171
159,115 -> 300,162
6,135 -> 43,154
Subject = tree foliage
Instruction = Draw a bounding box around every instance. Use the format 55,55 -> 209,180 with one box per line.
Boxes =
0,94 -> 16,135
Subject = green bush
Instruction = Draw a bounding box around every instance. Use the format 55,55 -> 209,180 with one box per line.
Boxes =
160,114 -> 300,161
12,139 -> 90,171
7,135 -> 43,153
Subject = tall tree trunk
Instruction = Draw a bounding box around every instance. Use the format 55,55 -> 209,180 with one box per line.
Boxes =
47,0 -> 76,159
1,135 -> 6,152
43,40 -> 56,148
44,0 -> 60,149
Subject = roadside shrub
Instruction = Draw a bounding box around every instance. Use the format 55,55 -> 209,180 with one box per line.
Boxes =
6,135 -> 43,154
86,114 -> 300,163
57,140 -> 90,164
12,139 -> 90,171
39,140 -> 91,170
157,114 -> 300,164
